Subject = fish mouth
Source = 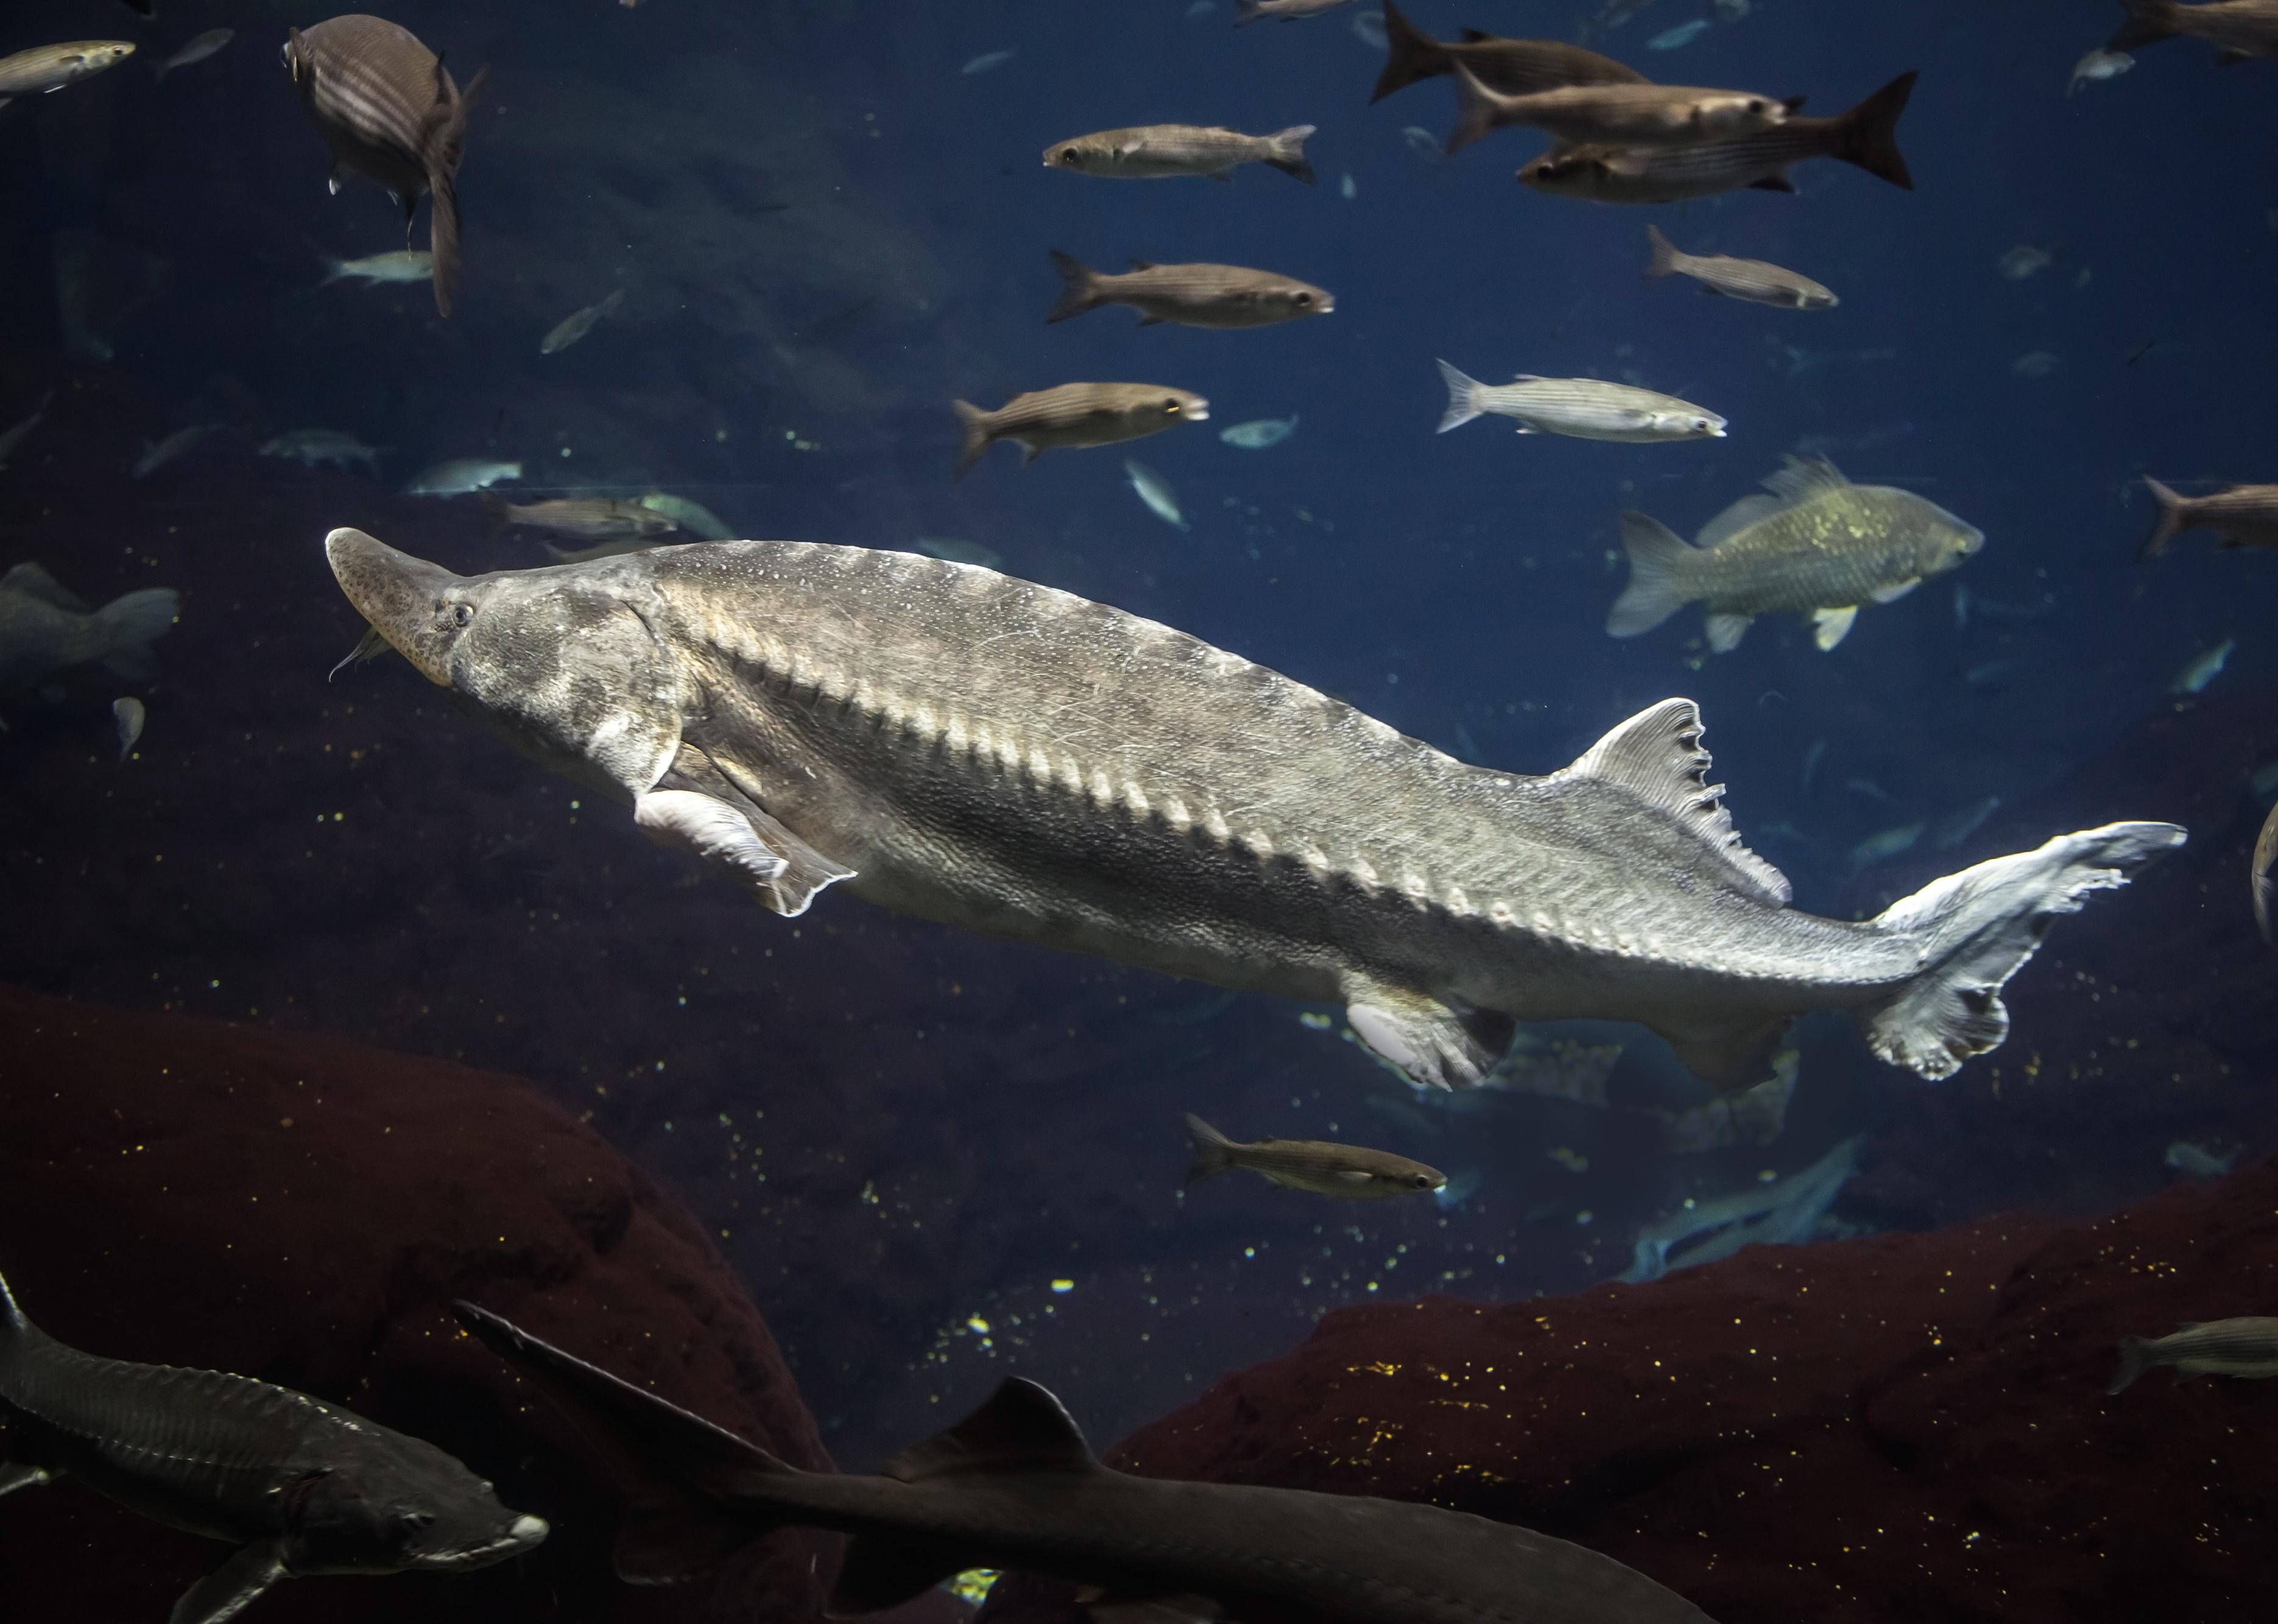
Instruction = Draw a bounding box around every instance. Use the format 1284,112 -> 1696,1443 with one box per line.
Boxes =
323,527 -> 467,688
1184,402 -> 1211,423
418,1514 -> 551,1571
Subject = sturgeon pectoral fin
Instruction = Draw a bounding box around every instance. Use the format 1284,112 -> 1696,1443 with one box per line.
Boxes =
1811,605 -> 1858,650
169,1541 -> 291,1624
634,790 -> 854,917
1345,982 -> 1504,1090
1704,611 -> 1752,652
0,1463 -> 54,1496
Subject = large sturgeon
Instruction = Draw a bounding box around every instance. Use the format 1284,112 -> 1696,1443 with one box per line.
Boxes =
324,529 -> 2182,1092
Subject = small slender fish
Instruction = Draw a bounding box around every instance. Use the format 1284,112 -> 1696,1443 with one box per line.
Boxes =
111,695 -> 144,760
951,384 -> 1208,478
1184,1114 -> 1445,1198
1648,19 -> 1713,49
1520,72 -> 1917,203
1445,62 -> 1790,156
540,289 -> 625,356
2168,637 -> 2234,696
1847,821 -> 1925,873
1220,414 -> 1298,449
487,496 -> 677,541
959,49 -> 1017,76
1236,0 -> 1356,22
2070,47 -> 2135,91
1644,224 -> 1836,309
1046,251 -> 1332,329
259,429 -> 384,472
1043,124 -> 1317,184
636,492 -> 734,540
152,29 -> 234,84
282,16 -> 488,317
1124,460 -> 1188,531
0,41 -> 135,108
0,564 -> 178,693
2110,1318 -> 2278,1393
321,248 -> 434,286
1998,244 -> 2053,280
914,537 -> 1004,568
2011,351 -> 2061,379
132,424 -> 224,480
1436,360 -> 1725,444
2139,477 -> 2278,557
2109,0 -> 2278,63
2165,1139 -> 2238,1177
2257,796 -> 2278,943
0,392 -> 55,470
543,538 -> 688,563
402,458 -> 521,496
1370,1 -> 1646,104
1932,795 -> 2001,851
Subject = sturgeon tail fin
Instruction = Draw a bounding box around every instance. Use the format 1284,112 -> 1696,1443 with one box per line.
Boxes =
451,1301 -> 789,1584
2109,1334 -> 2155,1394
950,400 -> 992,480
1858,822 -> 2186,1080
1264,124 -> 1317,185
2109,0 -> 2181,52
1044,250 -> 1103,324
1605,512 -> 1693,638
1183,1114 -> 1236,1184
1372,1 -> 1450,104
1643,223 -> 1683,280
94,588 -> 180,681
1832,71 -> 1917,191
1434,358 -> 1487,433
2139,476 -> 2189,558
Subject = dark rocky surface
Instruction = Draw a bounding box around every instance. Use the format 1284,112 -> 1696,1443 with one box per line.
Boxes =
986,1150 -> 2278,1624
0,983 -> 831,1624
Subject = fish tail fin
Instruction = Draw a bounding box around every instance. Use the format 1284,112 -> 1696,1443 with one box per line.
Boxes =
2109,0 -> 2180,51
151,59 -> 172,85
1643,224 -> 1682,279
1605,513 -> 1694,638
0,1270 -> 24,1341
1264,125 -> 1317,184
1443,60 -> 1499,156
94,588 -> 180,681
1044,250 -> 1104,323
319,257 -> 349,286
1371,1 -> 1448,103
2109,1334 -> 2154,1394
1858,823 -> 2187,1080
1183,1114 -> 1236,1184
1434,359 -> 1487,433
421,63 -> 487,319
426,167 -> 463,318
1233,0 -> 1268,23
451,1302 -> 791,1583
1833,71 -> 1917,190
2139,476 -> 2188,558
950,400 -> 992,480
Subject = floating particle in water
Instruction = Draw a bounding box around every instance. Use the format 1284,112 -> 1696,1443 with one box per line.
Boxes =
2011,350 -> 2060,378
1339,172 -> 1358,199
960,49 -> 1016,76
1352,10 -> 1388,48
1647,19 -> 1711,49
111,697 -> 144,761
1402,124 -> 1443,159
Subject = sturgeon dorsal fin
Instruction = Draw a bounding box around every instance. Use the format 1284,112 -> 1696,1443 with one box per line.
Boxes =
882,1379 -> 1096,1482
1560,699 -> 1792,906
1762,453 -> 1850,506
1,563 -> 91,614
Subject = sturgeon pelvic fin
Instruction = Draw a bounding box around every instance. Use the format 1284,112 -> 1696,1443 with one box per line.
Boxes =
170,1539 -> 291,1624
1344,980 -> 1510,1089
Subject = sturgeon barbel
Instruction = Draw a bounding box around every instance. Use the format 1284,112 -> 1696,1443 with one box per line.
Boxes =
325,528 -> 2182,1092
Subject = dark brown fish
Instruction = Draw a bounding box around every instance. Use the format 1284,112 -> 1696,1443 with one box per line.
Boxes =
2110,0 -> 2278,61
1371,0 -> 1645,104
485,496 -> 680,542
282,15 -> 487,317
1184,1115 -> 1445,1198
1519,72 -> 1916,203
1045,251 -> 1333,329
950,383 -> 1208,478
2139,476 -> 2278,557
1446,63 -> 1791,158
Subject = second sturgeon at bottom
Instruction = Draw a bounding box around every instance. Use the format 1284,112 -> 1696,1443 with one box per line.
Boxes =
323,528 -> 2182,1092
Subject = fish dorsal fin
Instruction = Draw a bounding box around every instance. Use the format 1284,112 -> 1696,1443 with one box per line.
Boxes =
1128,258 -> 1158,271
1762,454 -> 1850,506
1458,27 -> 1494,41
1,563 -> 91,614
1559,699 -> 1792,905
882,1379 -> 1096,1482
1694,493 -> 1782,549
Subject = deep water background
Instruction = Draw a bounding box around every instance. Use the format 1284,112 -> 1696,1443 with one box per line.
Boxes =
2,0 -> 2275,1483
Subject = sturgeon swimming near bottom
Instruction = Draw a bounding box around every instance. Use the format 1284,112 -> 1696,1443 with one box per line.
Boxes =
452,1299 -> 1718,1623
0,1269 -> 545,1624
323,528 -> 2184,1093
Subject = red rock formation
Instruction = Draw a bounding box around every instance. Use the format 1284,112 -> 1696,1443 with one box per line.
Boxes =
986,1154 -> 2278,1624
0,982 -> 830,1624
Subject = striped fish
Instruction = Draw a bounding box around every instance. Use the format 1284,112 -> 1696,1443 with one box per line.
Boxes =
2111,1318 -> 2278,1393
950,383 -> 1208,479
1044,251 -> 1333,329
283,16 -> 487,316
0,40 -> 134,107
1643,225 -> 1838,310
1444,65 -> 1791,158
1435,360 -> 1725,444
2139,477 -> 2278,557
1520,72 -> 1917,204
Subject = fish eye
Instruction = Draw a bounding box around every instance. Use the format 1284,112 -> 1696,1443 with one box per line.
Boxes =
1164,400 -> 1182,414
1057,149 -> 1081,166
1292,292 -> 1312,306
